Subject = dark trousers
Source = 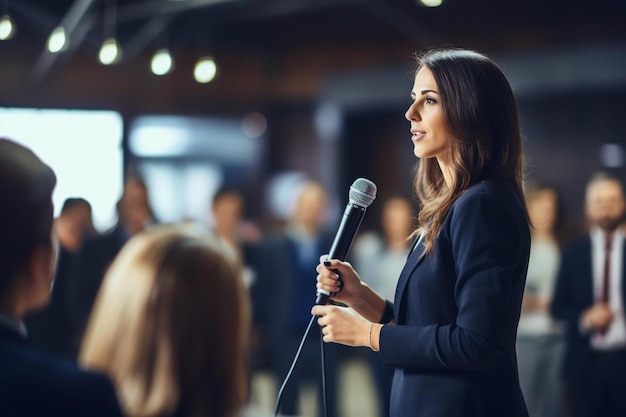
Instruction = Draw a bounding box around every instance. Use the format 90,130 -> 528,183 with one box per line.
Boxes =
568,349 -> 626,417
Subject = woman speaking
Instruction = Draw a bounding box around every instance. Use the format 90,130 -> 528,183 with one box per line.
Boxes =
312,48 -> 531,417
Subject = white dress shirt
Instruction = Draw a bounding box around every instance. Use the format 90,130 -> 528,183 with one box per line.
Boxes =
589,227 -> 626,350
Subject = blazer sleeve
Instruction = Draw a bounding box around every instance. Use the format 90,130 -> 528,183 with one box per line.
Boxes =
380,189 -> 528,371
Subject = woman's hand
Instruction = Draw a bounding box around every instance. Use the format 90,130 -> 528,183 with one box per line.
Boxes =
315,255 -> 363,306
311,304 -> 371,347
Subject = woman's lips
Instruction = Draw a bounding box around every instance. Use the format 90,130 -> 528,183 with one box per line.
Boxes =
411,131 -> 425,141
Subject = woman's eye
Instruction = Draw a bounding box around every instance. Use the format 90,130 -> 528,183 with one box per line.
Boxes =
425,97 -> 436,105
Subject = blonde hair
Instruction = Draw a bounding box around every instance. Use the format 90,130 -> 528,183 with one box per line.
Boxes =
80,224 -> 249,417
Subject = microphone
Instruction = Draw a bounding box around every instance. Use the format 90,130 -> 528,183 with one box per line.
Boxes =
315,178 -> 377,305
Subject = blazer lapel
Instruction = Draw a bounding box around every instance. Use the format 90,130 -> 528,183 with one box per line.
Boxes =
394,233 -> 426,320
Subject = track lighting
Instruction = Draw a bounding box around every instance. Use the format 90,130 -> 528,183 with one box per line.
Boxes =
0,14 -> 15,40
151,49 -> 174,75
194,56 -> 217,83
47,26 -> 67,53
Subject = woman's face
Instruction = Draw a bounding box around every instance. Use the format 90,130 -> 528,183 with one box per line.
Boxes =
528,189 -> 558,231
405,66 -> 452,163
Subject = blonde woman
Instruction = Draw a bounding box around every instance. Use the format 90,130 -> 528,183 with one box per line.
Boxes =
80,224 -> 250,417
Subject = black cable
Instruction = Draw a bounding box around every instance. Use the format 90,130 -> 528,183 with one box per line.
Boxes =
320,323 -> 328,417
273,314 -> 318,417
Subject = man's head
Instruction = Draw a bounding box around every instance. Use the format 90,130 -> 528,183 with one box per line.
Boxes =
211,187 -> 244,236
585,172 -> 626,233
57,197 -> 95,251
0,138 -> 57,318
289,180 -> 329,235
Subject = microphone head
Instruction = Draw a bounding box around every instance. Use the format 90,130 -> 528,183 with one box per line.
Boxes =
349,178 -> 377,208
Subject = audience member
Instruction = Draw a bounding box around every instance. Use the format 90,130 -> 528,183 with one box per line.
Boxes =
354,196 -> 415,300
551,172 -> 626,417
352,195 -> 415,417
69,175 -> 154,346
209,186 -> 261,288
25,197 -> 96,359
0,138 -> 122,417
516,183 -> 567,417
251,179 -> 343,417
80,224 -> 250,417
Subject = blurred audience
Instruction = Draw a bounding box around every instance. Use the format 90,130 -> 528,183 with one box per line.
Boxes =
25,197 -> 97,359
208,186 -> 264,406
551,172 -> 626,417
251,179 -> 344,417
79,224 -> 250,417
0,138 -> 122,417
516,183 -> 568,417
353,196 -> 415,300
352,195 -> 415,417
69,175 -> 155,350
55,197 -> 97,250
209,186 -> 262,288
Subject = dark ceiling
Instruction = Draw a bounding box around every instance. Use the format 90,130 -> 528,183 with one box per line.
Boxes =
2,0 -> 626,113
12,0 -> 626,52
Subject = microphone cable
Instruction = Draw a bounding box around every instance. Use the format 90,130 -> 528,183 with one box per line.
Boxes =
272,313 -> 330,417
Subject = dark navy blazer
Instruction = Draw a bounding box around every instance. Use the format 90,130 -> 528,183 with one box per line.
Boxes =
0,325 -> 123,417
379,181 -> 530,417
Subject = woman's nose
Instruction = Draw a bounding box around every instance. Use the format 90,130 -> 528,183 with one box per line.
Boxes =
405,103 -> 420,122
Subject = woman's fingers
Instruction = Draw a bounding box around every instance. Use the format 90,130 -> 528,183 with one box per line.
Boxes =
312,305 -> 329,317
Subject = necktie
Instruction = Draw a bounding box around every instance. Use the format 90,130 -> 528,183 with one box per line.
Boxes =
601,233 -> 613,304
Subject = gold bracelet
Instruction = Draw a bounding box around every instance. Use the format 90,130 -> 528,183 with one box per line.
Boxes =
368,322 -> 377,352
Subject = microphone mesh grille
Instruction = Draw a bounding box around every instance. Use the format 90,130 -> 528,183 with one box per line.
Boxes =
349,178 -> 377,207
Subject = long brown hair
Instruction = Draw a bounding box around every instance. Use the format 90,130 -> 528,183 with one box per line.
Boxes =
412,48 -> 528,255
80,224 -> 250,417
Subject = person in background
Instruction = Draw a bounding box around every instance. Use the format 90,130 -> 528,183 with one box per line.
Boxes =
55,198 -> 97,251
313,48 -> 531,417
210,186 -> 262,288
0,138 -> 122,417
352,195 -> 415,417
516,183 -> 568,417
69,175 -> 154,348
25,197 -> 97,359
80,224 -> 250,417
251,179 -> 343,417
551,172 -> 626,417
354,196 -> 415,301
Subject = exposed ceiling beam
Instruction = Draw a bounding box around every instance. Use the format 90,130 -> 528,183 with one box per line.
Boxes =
360,1 -> 440,45
121,14 -> 174,62
28,0 -> 98,86
115,0 -> 244,23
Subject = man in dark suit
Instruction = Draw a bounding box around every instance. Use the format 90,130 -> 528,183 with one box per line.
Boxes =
552,172 -> 626,417
25,197 -> 96,360
69,176 -> 154,347
0,138 -> 123,417
251,180 -> 343,417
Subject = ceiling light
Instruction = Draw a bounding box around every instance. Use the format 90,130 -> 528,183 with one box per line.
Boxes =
47,27 -> 67,53
150,49 -> 174,75
420,0 -> 443,7
98,38 -> 121,65
0,14 -> 15,40
194,56 -> 217,83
